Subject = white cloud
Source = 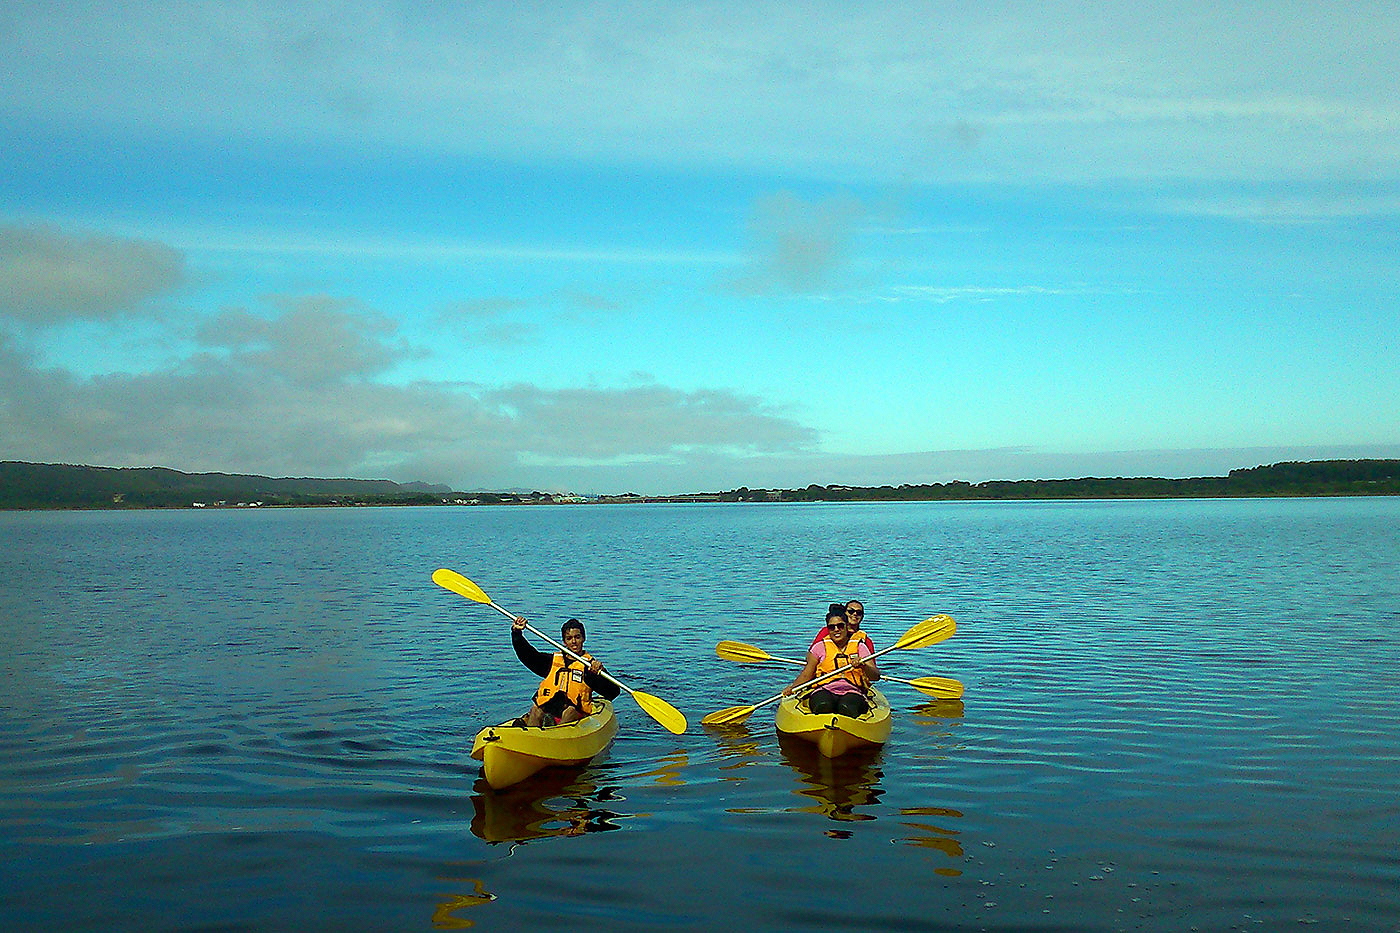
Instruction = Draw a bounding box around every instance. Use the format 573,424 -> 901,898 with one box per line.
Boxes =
6,2 -> 1397,182
0,302 -> 818,491
725,192 -> 866,295
1154,191 -> 1400,224
888,284 -> 1070,304
0,224 -> 184,324
195,295 -> 417,387
483,382 -> 815,459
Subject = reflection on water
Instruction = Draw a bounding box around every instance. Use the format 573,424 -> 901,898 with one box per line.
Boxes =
904,697 -> 968,872
431,879 -> 496,930
910,698 -> 966,725
6,501 -> 1398,931
616,752 -> 689,787
895,806 -> 966,874
704,724 -> 771,782
468,771 -> 631,845
776,732 -> 884,832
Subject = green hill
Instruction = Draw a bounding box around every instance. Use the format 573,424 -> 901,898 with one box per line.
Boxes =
0,462 -> 454,509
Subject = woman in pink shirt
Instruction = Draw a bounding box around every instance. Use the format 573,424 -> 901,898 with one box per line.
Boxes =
786,604 -> 881,717
811,599 -> 874,653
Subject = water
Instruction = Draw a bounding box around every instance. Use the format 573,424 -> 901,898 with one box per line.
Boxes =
2,499 -> 1398,931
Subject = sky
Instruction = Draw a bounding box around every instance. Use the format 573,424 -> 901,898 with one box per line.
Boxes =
2,1 -> 1397,495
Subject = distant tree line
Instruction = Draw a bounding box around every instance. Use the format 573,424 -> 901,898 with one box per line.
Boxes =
715,460 -> 1400,502
3,458 -> 1397,510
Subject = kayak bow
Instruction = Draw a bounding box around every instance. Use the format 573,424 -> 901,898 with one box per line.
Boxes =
775,688 -> 892,758
470,699 -> 619,789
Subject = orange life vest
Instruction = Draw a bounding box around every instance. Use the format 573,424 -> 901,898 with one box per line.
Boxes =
533,652 -> 594,713
814,631 -> 871,692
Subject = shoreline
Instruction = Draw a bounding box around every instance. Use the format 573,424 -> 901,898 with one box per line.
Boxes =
4,458 -> 1398,510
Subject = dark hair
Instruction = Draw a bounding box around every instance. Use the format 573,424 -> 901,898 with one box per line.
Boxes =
826,603 -> 848,623
561,618 -> 585,637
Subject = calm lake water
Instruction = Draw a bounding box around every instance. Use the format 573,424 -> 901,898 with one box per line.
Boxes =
2,499 -> 1398,931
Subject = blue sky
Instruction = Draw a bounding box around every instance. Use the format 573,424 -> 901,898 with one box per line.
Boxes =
2,2 -> 1397,494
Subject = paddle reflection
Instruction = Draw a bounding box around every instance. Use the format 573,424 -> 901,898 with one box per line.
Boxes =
616,751 -> 690,787
468,771 -> 631,845
431,878 -> 496,929
776,732 -> 885,830
894,804 -> 966,874
900,698 -> 967,874
703,724 -> 771,783
910,697 -> 966,725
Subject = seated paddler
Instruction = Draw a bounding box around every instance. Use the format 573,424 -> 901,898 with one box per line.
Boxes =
785,603 -> 880,717
511,615 -> 620,727
812,598 -> 874,654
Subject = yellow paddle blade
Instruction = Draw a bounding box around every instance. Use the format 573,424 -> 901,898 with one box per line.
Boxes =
431,568 -> 492,605
906,675 -> 965,699
893,614 -> 956,650
715,640 -> 777,664
633,690 -> 688,735
701,704 -> 758,726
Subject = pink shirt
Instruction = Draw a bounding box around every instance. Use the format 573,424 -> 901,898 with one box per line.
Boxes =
809,639 -> 873,696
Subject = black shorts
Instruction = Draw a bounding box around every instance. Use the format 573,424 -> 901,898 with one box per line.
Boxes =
538,692 -> 580,717
808,689 -> 869,718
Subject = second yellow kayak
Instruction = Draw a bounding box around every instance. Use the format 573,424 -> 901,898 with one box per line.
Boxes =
470,699 -> 619,789
775,688 -> 892,758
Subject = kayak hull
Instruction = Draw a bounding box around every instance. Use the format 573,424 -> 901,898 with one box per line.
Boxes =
775,688 -> 892,758
470,699 -> 618,789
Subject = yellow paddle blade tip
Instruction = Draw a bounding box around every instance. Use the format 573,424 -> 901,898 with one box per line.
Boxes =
700,706 -> 753,726
632,691 -> 688,734
431,568 -> 491,604
922,614 -> 956,632
896,615 -> 956,649
714,640 -> 770,663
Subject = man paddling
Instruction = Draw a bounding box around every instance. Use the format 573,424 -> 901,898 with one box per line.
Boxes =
511,616 -> 620,727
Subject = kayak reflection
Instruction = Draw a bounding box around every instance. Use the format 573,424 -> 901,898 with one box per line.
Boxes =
469,771 -> 631,844
777,731 -> 884,828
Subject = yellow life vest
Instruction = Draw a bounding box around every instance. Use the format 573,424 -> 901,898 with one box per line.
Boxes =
533,652 -> 594,713
814,631 -> 870,692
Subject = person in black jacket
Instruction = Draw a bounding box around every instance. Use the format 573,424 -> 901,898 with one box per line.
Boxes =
511,616 -> 621,727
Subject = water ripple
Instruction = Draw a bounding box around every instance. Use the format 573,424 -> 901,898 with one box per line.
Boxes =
3,500 -> 1400,930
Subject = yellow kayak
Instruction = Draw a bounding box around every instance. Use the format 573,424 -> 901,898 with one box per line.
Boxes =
775,688 -> 892,758
470,699 -> 619,789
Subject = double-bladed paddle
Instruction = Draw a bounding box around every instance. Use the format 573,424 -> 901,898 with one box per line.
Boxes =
701,614 -> 956,726
714,639 -> 965,700
432,568 -> 688,734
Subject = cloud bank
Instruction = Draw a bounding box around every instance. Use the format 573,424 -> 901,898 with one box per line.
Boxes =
0,225 -> 185,324
0,239 -> 819,492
